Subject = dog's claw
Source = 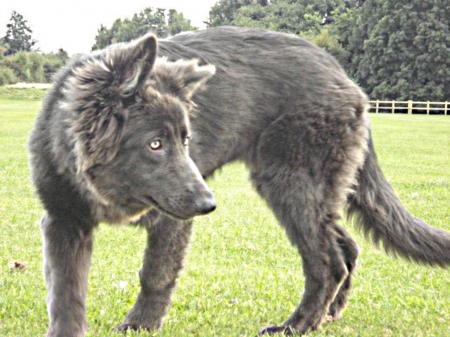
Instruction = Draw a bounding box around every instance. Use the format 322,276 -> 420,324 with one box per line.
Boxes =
116,323 -> 151,333
259,325 -> 295,335
324,314 -> 335,323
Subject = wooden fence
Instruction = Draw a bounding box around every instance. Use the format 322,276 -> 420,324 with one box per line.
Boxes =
369,100 -> 449,115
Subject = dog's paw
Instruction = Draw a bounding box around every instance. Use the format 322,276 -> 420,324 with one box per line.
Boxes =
258,325 -> 295,335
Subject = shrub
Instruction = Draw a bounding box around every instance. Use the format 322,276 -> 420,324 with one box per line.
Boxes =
0,66 -> 18,85
42,55 -> 64,82
12,52 -> 31,81
0,51 -> 67,84
28,53 -> 45,83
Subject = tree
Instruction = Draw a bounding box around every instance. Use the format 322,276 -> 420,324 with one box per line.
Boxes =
303,28 -> 350,69
207,0 -> 358,64
207,0 -> 254,27
337,0 -> 450,101
207,0 -> 361,33
56,48 -> 69,63
2,11 -> 37,55
242,1 -> 328,34
0,40 -> 8,57
168,9 -> 196,36
92,7 -> 196,50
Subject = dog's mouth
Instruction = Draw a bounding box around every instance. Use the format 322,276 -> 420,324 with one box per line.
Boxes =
144,195 -> 192,221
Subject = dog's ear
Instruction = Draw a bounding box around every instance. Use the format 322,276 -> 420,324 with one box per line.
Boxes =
177,60 -> 216,99
65,33 -> 158,102
116,33 -> 158,96
154,59 -> 216,100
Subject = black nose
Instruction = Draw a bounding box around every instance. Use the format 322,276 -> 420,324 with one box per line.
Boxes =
196,194 -> 217,215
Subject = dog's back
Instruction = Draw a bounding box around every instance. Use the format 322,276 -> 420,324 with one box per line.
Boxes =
159,27 -> 368,177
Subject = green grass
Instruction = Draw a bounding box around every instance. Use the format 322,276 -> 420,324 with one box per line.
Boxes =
0,98 -> 449,337
0,87 -> 49,101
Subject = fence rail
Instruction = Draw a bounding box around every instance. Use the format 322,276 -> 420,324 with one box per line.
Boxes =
369,100 -> 448,115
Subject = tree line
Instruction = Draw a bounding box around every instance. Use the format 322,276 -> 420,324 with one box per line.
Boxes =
0,11 -> 69,85
207,0 -> 449,102
1,1 -> 449,102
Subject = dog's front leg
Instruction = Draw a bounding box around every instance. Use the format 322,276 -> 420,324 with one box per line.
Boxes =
118,215 -> 192,332
41,214 -> 95,337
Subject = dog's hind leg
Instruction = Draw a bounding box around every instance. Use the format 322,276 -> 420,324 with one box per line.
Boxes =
40,214 -> 94,337
252,176 -> 350,335
118,214 -> 192,332
249,110 -> 368,334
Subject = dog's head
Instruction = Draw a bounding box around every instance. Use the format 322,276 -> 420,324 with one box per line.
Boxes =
62,34 -> 216,221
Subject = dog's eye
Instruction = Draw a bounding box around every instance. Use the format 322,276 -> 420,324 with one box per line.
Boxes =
149,140 -> 162,150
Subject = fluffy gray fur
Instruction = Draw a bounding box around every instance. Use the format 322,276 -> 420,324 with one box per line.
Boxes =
28,27 -> 450,337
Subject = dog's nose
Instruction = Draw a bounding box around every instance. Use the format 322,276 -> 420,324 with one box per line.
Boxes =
196,194 -> 217,215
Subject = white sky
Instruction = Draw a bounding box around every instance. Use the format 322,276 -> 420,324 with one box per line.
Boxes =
0,0 -> 218,54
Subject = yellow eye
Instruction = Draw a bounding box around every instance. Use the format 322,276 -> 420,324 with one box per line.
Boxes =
149,140 -> 162,150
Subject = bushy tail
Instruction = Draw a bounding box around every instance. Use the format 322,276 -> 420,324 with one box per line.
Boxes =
347,136 -> 450,267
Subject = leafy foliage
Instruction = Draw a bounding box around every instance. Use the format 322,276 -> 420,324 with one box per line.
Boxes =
1,2 -> 447,100
207,0 -> 360,33
92,7 -> 196,50
0,50 -> 69,84
2,11 -> 38,55
208,0 -> 254,27
0,66 -> 18,86
206,1 -> 360,72
208,0 -> 450,101
336,0 -> 450,100
302,28 -> 350,69
0,11 -> 66,85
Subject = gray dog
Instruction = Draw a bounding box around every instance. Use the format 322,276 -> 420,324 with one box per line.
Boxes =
29,27 -> 450,336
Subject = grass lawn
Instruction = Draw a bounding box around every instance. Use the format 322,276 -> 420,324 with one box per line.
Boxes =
0,93 -> 449,336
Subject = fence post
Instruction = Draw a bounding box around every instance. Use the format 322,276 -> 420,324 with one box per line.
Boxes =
408,100 -> 412,115
392,100 -> 395,114
427,101 -> 430,115
376,100 -> 379,114
445,102 -> 448,116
